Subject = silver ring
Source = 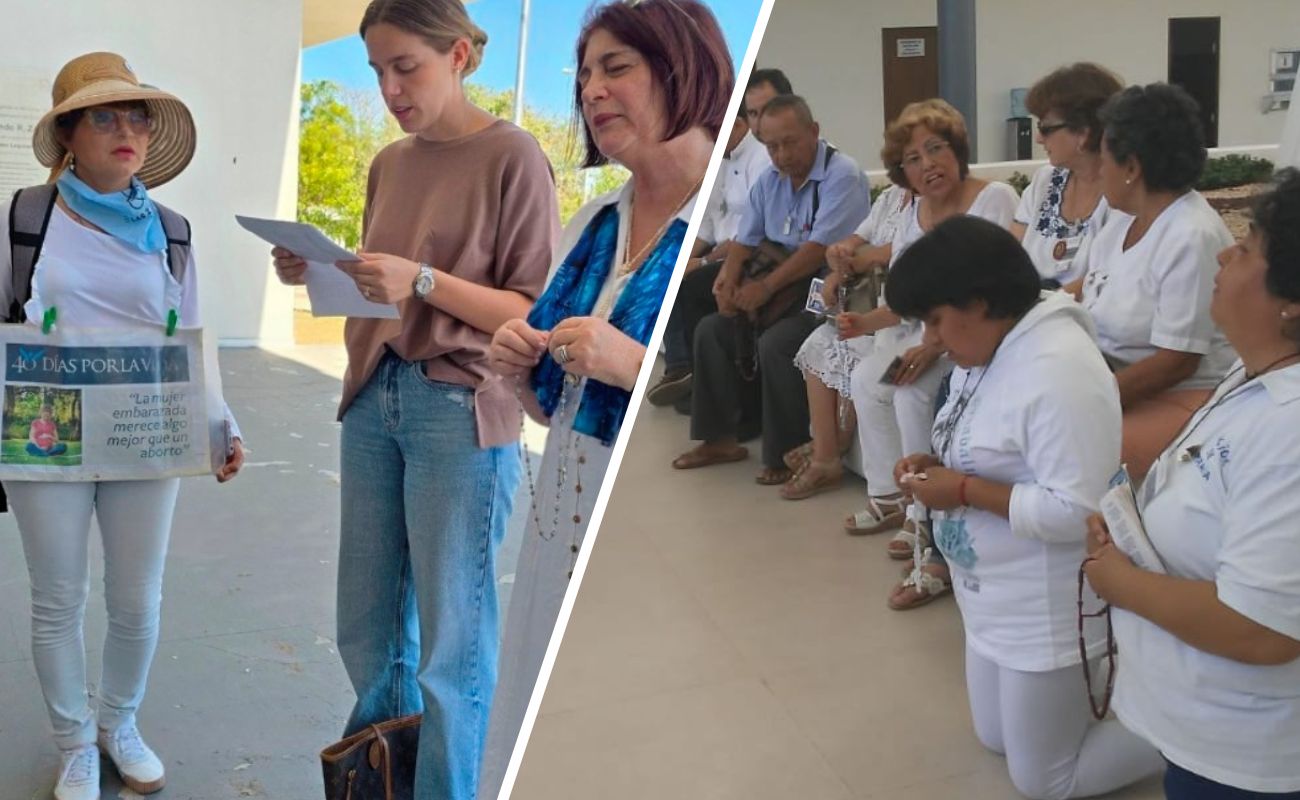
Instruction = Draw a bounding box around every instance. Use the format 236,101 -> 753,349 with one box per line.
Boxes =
907,364 -> 917,370
555,344 -> 571,364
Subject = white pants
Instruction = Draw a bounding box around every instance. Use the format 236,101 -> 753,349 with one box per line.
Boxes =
849,325 -> 947,496
965,644 -> 1162,799
5,479 -> 180,750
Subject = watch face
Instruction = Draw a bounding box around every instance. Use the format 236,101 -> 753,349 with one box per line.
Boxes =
415,267 -> 434,298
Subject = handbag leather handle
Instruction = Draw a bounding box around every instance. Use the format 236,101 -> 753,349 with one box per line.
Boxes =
367,724 -> 395,800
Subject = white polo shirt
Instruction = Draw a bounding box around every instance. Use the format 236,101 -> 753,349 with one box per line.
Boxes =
1112,361 -> 1300,793
1079,191 -> 1237,389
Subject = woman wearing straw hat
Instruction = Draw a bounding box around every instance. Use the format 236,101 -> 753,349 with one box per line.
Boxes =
1,52 -> 244,800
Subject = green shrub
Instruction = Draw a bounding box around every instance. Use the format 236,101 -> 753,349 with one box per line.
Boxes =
1198,154 -> 1274,191
1006,171 -> 1031,195
870,182 -> 889,204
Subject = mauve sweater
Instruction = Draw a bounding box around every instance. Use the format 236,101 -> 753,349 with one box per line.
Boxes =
339,119 -> 560,447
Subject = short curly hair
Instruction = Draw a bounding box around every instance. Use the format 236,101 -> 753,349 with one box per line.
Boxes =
881,98 -> 970,190
1252,169 -> 1300,323
1099,83 -> 1206,194
1025,62 -> 1123,153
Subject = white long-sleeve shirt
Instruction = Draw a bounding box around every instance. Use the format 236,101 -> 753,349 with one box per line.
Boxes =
932,291 -> 1120,671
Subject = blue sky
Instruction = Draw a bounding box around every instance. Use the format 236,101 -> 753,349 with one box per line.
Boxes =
303,0 -> 764,117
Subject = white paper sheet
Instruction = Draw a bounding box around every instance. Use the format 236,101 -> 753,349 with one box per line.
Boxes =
235,215 -> 400,319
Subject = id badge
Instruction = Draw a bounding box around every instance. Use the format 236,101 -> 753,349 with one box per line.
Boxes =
1052,235 -> 1082,272
782,216 -> 793,236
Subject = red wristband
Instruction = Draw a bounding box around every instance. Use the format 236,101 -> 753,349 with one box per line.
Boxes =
958,474 -> 970,507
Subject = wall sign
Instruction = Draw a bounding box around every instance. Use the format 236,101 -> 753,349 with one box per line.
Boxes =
897,39 -> 926,58
0,72 -> 50,197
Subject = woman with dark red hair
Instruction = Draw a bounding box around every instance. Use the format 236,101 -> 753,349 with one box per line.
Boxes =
481,1 -> 733,794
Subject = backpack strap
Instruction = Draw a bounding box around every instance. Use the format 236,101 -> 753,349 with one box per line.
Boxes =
155,201 -> 191,285
7,184 -> 58,323
810,144 -> 838,228
5,188 -> 190,324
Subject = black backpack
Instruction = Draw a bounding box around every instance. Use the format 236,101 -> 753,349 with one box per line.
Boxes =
7,183 -> 192,323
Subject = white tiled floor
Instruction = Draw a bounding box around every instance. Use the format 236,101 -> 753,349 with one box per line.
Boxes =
509,376 -> 1164,800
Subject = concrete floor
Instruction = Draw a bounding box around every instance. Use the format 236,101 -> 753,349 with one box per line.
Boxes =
0,345 -> 537,800
508,371 -> 1166,800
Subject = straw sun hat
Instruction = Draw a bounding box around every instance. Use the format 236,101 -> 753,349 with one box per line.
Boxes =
32,52 -> 196,189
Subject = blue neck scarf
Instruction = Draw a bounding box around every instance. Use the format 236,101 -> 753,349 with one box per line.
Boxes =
529,202 -> 687,446
56,169 -> 166,253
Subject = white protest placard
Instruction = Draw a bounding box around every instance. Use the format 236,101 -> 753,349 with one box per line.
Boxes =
0,325 -> 227,481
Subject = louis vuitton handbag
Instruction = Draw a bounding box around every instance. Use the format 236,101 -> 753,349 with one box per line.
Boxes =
321,714 -> 421,800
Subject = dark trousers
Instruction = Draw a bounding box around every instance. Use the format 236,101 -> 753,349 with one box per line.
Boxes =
1164,760 -> 1300,800
663,262 -> 722,374
690,308 -> 818,469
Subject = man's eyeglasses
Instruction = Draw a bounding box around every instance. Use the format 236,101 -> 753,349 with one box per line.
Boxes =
1078,559 -> 1116,720
1037,120 -> 1070,137
899,138 -> 951,171
85,107 -> 155,135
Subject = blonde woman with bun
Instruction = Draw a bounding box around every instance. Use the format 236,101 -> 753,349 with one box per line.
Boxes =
271,1 -> 559,797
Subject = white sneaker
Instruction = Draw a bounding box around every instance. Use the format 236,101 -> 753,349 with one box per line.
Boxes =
97,725 -> 166,794
54,745 -> 100,800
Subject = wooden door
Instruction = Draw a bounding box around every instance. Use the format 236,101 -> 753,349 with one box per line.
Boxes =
882,27 -> 939,127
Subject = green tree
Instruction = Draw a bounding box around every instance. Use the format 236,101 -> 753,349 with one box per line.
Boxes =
297,80 -> 628,240
297,80 -> 386,249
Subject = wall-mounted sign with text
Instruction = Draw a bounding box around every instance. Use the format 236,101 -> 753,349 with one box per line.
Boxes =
0,72 -> 51,197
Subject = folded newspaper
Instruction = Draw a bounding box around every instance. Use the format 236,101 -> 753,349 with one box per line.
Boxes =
1099,465 -> 1166,574
0,325 -> 228,481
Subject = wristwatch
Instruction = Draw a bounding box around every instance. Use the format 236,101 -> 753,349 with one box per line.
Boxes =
412,263 -> 436,301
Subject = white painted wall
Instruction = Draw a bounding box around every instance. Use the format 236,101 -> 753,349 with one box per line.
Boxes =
976,0 -> 1300,163
755,0 -> 936,171
754,0 -> 1300,169
0,0 -> 301,346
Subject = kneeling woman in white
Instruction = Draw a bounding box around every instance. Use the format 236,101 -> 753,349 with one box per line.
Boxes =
1086,170 -> 1300,798
892,216 -> 1160,799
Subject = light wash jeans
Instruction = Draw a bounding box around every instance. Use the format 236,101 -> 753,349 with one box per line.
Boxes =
337,353 -> 520,800
5,478 -> 181,750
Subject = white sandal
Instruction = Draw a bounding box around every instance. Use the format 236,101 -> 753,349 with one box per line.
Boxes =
887,518 -> 928,560
887,549 -> 952,610
844,494 -> 908,536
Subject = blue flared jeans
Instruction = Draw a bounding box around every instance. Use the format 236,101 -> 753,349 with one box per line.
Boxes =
336,353 -> 520,800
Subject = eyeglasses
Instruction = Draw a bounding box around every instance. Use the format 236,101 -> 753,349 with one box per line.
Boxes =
1036,120 -> 1070,137
899,138 -> 951,170
1077,559 -> 1116,720
85,107 -> 155,135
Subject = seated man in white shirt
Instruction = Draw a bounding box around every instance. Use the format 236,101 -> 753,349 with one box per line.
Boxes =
647,69 -> 787,409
